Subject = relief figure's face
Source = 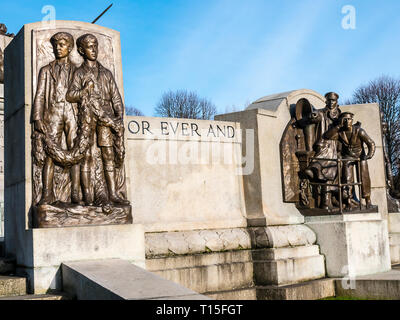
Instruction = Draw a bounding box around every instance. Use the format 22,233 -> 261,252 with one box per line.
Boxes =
326,98 -> 338,110
52,39 -> 72,59
80,39 -> 98,61
342,115 -> 353,130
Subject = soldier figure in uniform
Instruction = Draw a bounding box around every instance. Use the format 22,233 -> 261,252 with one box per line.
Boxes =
32,32 -> 80,205
324,112 -> 376,209
304,92 -> 342,210
67,33 -> 128,206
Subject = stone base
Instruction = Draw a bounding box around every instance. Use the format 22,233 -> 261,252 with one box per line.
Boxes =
147,246 -> 326,297
147,250 -> 255,294
252,246 -> 326,285
255,279 -> 335,300
13,224 -> 145,294
305,213 -> 391,277
33,203 -> 132,228
207,279 -> 335,300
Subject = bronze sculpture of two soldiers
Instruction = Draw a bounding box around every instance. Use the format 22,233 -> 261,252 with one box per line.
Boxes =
32,32 -> 129,212
296,92 -> 376,213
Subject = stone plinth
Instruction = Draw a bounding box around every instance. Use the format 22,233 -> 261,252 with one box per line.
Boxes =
15,224 -> 145,294
305,213 -> 391,277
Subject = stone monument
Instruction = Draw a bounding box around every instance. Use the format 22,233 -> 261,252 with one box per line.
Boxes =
4,21 -> 144,294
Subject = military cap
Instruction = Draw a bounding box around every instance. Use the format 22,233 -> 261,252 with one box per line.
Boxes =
325,92 -> 339,100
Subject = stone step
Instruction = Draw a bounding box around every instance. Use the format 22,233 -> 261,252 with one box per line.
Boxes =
334,266 -> 400,299
0,276 -> 27,297
207,287 -> 257,300
0,257 -> 15,274
0,293 -> 70,300
253,254 -> 326,286
256,279 -> 335,300
206,279 -> 336,300
148,248 -> 326,294
152,261 -> 255,294
62,259 -> 210,300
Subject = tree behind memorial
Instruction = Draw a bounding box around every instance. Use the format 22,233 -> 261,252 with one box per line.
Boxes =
155,90 -> 217,120
346,75 -> 400,176
126,106 -> 144,116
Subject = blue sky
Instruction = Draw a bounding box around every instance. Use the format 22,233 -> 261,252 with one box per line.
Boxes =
2,0 -> 400,115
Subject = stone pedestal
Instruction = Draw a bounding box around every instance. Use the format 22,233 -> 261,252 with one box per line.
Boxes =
305,213 -> 391,277
15,224 -> 145,294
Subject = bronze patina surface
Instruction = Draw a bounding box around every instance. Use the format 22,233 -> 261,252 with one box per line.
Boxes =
31,31 -> 131,228
281,92 -> 377,215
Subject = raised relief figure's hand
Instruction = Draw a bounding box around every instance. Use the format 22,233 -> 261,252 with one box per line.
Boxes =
83,80 -> 95,96
34,120 -> 46,134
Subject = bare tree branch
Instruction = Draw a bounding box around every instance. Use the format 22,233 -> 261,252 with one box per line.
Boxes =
155,90 -> 217,120
347,75 -> 400,179
126,106 -> 144,116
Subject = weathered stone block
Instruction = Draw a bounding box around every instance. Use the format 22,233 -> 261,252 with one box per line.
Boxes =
0,276 -> 26,297
306,213 -> 391,277
253,254 -> 326,285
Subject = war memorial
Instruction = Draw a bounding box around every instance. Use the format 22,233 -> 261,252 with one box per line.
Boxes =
1,19 -> 400,301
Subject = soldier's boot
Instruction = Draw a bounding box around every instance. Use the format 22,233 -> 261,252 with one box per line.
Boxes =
365,196 -> 372,209
320,192 -> 333,211
105,170 -> 130,205
38,157 -> 54,205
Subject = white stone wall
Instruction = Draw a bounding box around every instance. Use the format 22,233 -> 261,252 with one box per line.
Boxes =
126,116 -> 247,233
